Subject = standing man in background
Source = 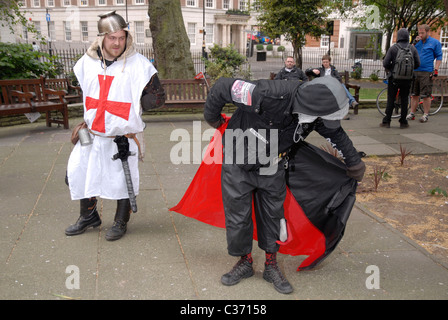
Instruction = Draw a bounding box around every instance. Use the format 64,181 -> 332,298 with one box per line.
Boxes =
407,24 -> 442,123
381,28 -> 420,128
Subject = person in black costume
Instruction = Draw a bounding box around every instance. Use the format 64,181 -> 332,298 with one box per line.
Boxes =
203,76 -> 365,294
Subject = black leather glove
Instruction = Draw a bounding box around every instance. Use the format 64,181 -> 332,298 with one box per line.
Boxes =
141,74 -> 165,111
347,161 -> 366,182
207,115 -> 226,129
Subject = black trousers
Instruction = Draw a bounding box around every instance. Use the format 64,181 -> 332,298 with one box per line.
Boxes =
383,79 -> 411,124
221,163 -> 286,256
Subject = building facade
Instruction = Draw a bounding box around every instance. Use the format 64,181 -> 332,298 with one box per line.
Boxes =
7,1 -> 448,59
12,0 -> 261,53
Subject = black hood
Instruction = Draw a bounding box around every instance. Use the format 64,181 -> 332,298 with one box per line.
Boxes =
397,28 -> 410,43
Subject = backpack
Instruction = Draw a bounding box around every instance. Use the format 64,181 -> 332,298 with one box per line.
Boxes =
392,44 -> 414,80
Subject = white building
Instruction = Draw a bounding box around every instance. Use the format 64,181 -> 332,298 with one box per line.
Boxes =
8,0 -> 261,53
6,1 -> 448,61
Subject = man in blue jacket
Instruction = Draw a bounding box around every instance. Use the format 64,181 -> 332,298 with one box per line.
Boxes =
407,24 -> 443,123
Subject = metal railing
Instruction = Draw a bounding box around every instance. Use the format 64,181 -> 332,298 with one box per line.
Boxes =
38,44 -> 448,80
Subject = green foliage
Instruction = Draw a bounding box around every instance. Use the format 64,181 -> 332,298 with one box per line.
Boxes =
277,45 -> 285,52
225,9 -> 250,16
0,43 -> 61,79
369,71 -> 379,81
351,65 -> 362,79
266,44 -> 273,51
428,187 -> 447,197
0,1 -> 45,41
256,44 -> 264,51
205,44 -> 251,84
332,0 -> 447,51
255,0 -> 329,67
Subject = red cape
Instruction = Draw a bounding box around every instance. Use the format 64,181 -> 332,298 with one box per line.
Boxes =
170,115 -> 355,271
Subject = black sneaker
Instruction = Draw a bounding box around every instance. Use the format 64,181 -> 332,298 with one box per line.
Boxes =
263,263 -> 293,294
221,259 -> 254,286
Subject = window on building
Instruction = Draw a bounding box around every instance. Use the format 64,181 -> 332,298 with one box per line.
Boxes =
239,0 -> 247,10
64,21 -> 72,41
223,0 -> 230,9
46,0 -> 55,7
188,23 -> 196,45
32,0 -> 40,7
186,0 -> 196,7
62,0 -> 71,6
22,25 -> 28,41
17,0 -> 26,8
135,0 -> 144,5
320,35 -> 329,48
205,0 -> 213,8
80,0 -> 88,6
206,23 -> 214,44
440,27 -> 448,49
98,0 -> 106,5
116,0 -> 125,5
135,21 -> 145,44
81,21 -> 88,42
34,21 -> 41,36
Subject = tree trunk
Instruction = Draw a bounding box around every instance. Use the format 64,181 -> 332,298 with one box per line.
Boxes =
148,0 -> 196,79
291,38 -> 302,70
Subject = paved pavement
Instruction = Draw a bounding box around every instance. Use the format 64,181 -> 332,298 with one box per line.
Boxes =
1,108 -> 447,303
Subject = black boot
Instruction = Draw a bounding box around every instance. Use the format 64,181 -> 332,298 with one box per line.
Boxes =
65,198 -> 101,236
105,199 -> 131,241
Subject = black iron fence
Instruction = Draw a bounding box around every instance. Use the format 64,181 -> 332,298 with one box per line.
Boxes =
39,44 -> 448,81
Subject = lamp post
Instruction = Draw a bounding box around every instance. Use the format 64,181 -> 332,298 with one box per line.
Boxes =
46,8 -> 52,56
202,0 -> 207,59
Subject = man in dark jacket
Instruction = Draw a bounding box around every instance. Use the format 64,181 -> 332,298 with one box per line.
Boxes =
203,76 -> 365,294
305,54 -> 358,112
381,28 -> 420,128
274,56 -> 308,81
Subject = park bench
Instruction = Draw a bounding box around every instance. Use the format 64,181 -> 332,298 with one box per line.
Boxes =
342,71 -> 360,115
0,78 -> 69,129
43,77 -> 83,104
160,78 -> 210,109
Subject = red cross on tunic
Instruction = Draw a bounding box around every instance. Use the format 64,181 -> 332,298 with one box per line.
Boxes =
85,75 -> 132,133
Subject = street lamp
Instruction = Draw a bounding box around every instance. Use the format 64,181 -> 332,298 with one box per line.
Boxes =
202,0 -> 207,59
46,8 -> 52,56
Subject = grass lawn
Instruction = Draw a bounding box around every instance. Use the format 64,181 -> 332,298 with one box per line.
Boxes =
347,87 -> 385,100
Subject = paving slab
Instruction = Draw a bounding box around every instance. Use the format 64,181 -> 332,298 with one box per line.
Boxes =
1,108 -> 447,304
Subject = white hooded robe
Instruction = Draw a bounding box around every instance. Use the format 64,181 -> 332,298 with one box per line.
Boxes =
67,36 -> 157,200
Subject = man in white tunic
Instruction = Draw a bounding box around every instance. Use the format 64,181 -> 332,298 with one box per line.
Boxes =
65,11 -> 165,240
